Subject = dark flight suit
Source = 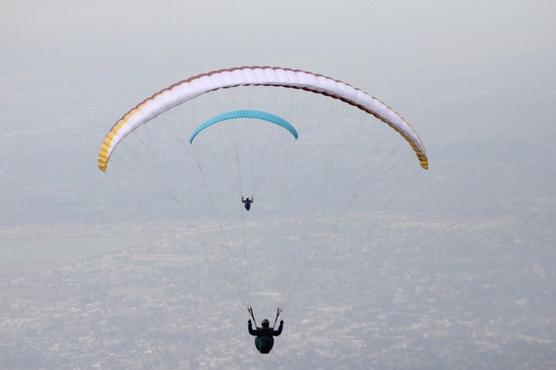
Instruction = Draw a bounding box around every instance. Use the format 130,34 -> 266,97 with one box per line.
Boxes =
248,320 -> 283,354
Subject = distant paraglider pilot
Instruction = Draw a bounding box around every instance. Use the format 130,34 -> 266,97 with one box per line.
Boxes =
242,196 -> 254,211
248,318 -> 284,354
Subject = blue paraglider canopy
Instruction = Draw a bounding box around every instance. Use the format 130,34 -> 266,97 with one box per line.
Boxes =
189,109 -> 299,143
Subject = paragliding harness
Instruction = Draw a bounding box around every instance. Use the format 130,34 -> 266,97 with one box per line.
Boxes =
248,307 -> 283,354
242,196 -> 254,211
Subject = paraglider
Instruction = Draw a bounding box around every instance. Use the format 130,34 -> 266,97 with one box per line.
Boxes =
248,319 -> 284,354
189,109 -> 298,212
248,307 -> 283,354
242,196 -> 254,211
97,66 -> 430,354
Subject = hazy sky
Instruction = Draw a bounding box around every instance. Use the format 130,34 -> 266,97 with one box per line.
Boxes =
2,0 -> 555,225
1,1 -> 555,369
